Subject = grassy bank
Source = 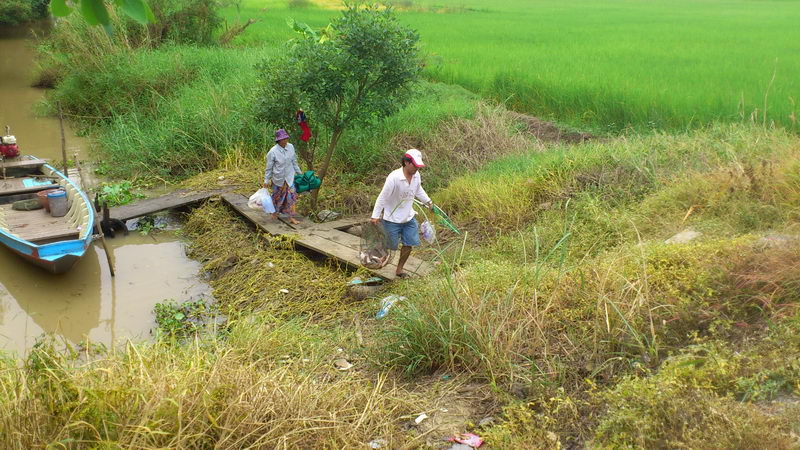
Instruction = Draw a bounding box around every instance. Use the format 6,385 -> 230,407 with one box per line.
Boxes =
231,0 -> 800,132
3,126 -> 799,447
374,125 -> 800,446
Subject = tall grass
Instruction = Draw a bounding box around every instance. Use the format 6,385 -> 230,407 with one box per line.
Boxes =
232,0 -> 800,132
373,125 -> 800,445
45,45 -> 275,178
376,125 -> 800,385
0,315 -> 428,447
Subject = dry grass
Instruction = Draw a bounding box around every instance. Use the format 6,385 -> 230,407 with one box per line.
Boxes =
386,103 -> 537,191
183,202 -> 370,318
0,315 -> 432,448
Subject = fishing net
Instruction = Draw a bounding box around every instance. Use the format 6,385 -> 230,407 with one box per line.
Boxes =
359,221 -> 393,269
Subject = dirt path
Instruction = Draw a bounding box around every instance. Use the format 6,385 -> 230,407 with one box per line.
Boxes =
510,112 -> 594,144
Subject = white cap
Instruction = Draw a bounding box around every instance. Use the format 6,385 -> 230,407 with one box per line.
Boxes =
404,148 -> 425,167
1,135 -> 16,145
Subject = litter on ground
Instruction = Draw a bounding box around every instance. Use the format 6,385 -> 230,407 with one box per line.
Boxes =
376,295 -> 405,319
448,433 -> 483,448
333,358 -> 353,371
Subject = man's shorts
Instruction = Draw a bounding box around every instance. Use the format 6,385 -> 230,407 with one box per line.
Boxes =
382,217 -> 420,250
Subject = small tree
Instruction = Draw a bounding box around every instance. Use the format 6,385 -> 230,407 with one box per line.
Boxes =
256,3 -> 421,207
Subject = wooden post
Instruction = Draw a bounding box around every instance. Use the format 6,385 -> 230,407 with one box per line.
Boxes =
73,152 -> 84,191
94,222 -> 116,277
57,103 -> 68,175
1,126 -> 7,180
74,152 -> 115,277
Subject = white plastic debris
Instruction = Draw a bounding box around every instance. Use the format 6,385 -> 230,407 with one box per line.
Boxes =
414,413 -> 429,424
334,358 -> 353,371
279,289 -> 289,294
420,220 -> 436,244
376,295 -> 405,319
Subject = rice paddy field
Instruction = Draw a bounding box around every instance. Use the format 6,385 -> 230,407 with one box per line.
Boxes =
232,0 -> 800,132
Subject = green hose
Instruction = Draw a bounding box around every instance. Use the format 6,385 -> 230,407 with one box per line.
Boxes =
415,200 -> 460,234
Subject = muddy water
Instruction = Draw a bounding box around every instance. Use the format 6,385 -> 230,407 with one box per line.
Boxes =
0,25 -> 211,356
0,231 -> 210,356
0,22 -> 87,160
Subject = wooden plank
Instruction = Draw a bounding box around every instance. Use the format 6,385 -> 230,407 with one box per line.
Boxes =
0,158 -> 47,169
0,206 -> 71,226
295,232 -> 401,280
309,228 -> 432,277
221,193 -> 299,236
18,228 -> 79,243
306,214 -> 371,231
0,185 -> 59,196
110,189 -> 231,221
221,193 -> 431,280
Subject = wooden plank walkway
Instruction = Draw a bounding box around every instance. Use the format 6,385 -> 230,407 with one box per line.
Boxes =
109,189 -> 232,221
221,193 -> 433,281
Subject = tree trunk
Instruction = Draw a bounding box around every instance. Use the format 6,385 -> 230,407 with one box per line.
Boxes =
297,137 -> 314,171
310,127 -> 343,210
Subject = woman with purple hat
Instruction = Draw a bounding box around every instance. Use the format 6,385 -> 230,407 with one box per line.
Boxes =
264,128 -> 302,225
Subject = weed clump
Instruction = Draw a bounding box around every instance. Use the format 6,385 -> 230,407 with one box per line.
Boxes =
183,202 -> 355,318
594,330 -> 800,448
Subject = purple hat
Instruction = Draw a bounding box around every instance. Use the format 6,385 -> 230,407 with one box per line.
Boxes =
275,129 -> 290,142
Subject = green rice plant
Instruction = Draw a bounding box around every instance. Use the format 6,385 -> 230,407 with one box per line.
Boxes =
232,0 -> 800,132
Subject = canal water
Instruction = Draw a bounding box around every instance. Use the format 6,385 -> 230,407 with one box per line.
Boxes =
0,23 -> 211,356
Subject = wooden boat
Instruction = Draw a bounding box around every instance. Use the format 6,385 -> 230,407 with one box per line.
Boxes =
0,156 -> 94,273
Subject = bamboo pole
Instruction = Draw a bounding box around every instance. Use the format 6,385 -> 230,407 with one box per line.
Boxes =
68,126 -> 115,277
57,103 -> 68,175
95,222 -> 116,277
73,152 -> 84,190
1,126 -> 8,180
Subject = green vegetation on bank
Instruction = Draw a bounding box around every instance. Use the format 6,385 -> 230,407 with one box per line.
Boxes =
0,0 -> 49,25
39,22 -> 484,185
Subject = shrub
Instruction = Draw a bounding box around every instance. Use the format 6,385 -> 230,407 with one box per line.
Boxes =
0,0 -> 35,25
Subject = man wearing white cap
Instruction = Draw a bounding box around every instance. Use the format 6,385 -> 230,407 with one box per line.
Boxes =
371,149 -> 432,278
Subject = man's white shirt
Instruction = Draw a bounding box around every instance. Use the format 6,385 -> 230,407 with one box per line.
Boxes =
371,168 -> 431,223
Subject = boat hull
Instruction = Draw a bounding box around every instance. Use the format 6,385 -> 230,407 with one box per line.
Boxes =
0,162 -> 95,274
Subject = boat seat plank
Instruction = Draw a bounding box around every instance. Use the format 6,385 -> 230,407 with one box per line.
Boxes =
17,228 -> 80,243
0,159 -> 47,169
0,178 -> 58,196
5,212 -> 73,227
0,204 -> 81,243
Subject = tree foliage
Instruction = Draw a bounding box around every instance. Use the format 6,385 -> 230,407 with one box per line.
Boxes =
50,0 -> 155,27
256,3 -> 422,202
0,0 -> 51,25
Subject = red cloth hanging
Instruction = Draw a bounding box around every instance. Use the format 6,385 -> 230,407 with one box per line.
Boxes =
296,110 -> 312,142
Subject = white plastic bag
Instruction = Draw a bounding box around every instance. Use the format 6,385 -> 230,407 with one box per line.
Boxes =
420,220 -> 436,244
248,188 -> 275,214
